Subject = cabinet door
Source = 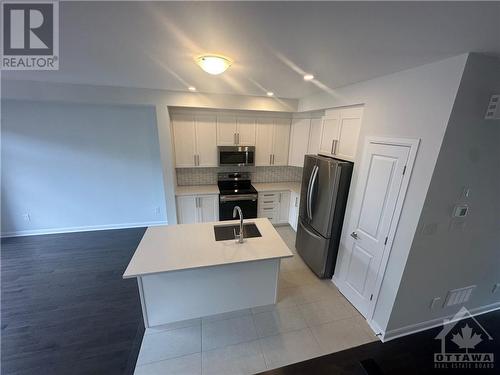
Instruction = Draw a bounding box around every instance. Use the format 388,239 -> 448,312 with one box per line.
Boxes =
288,118 -> 311,167
255,118 -> 274,166
195,115 -> 218,167
176,196 -> 197,224
198,195 -> 219,222
288,191 -> 300,231
217,116 -> 237,146
336,107 -> 363,161
172,115 -> 196,167
279,191 -> 290,224
236,117 -> 256,146
307,118 -> 322,155
319,110 -> 340,156
272,119 -> 291,166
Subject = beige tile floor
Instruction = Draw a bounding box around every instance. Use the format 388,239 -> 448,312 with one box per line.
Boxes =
134,225 -> 379,375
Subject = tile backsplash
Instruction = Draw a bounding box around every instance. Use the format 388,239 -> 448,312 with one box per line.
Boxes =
176,166 -> 303,186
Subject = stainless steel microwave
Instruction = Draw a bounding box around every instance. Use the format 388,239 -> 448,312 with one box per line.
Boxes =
218,146 -> 255,166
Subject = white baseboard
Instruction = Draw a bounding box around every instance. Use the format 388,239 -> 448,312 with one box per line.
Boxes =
380,301 -> 500,342
1,220 -> 168,238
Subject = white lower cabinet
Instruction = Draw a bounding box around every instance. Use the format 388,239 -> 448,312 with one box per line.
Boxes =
176,194 -> 219,224
288,191 -> 300,231
257,191 -> 290,225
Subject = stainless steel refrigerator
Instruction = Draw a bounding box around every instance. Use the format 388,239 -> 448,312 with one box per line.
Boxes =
296,155 -> 353,278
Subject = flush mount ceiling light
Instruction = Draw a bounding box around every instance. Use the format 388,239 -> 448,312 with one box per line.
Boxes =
303,74 -> 314,81
266,92 -> 274,97
188,86 -> 197,92
196,55 -> 232,75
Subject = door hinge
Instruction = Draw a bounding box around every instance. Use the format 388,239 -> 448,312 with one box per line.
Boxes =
370,294 -> 373,301
402,165 -> 407,175
384,236 -> 388,245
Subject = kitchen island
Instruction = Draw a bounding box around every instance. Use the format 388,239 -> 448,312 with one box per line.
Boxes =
123,218 -> 293,327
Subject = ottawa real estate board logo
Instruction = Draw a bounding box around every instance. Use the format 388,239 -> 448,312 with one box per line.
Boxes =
434,307 -> 494,370
1,1 -> 59,70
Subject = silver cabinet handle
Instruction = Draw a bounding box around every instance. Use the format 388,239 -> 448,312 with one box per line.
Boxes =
295,197 -> 298,207
331,140 -> 335,154
269,154 -> 272,165
194,154 -> 197,166
237,133 -> 240,144
272,154 -> 275,165
350,231 -> 358,239
333,140 -> 338,155
234,133 -> 237,145
197,154 -> 200,166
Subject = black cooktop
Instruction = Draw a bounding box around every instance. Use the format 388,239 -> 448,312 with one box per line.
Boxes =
217,172 -> 257,196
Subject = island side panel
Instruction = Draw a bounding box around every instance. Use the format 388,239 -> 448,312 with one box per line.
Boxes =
140,258 -> 280,326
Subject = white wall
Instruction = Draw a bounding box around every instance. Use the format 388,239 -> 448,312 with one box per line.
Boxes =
1,100 -> 167,236
1,80 -> 298,233
385,54 -> 500,332
299,54 -> 468,331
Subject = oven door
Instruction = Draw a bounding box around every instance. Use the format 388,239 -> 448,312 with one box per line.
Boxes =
219,195 -> 258,220
218,146 -> 255,166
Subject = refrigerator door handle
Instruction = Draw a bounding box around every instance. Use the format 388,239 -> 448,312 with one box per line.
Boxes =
307,165 -> 318,220
299,219 -> 322,240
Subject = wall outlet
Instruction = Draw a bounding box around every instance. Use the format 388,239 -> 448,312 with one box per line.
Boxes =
22,213 -> 31,222
430,297 -> 441,310
492,283 -> 500,294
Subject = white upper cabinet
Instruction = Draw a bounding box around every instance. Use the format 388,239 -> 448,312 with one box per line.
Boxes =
319,106 -> 363,161
319,109 -> 340,155
272,119 -> 291,166
172,114 -> 217,168
172,114 -> 197,168
255,118 -> 290,166
307,118 -> 322,155
335,107 -> 363,161
217,116 -> 256,146
195,115 -> 218,167
288,118 -> 311,167
236,117 -> 256,146
255,118 -> 274,166
217,116 -> 238,146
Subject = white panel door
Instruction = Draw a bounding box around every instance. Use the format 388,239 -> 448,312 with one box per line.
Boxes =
288,118 -> 311,167
172,115 -> 196,168
272,119 -> 291,166
198,195 -> 219,222
307,118 -> 322,155
319,110 -> 340,155
195,115 -> 217,167
217,116 -> 237,146
288,191 -> 299,231
255,119 -> 274,166
176,196 -> 197,224
336,142 -> 409,317
336,107 -> 363,161
236,117 -> 256,146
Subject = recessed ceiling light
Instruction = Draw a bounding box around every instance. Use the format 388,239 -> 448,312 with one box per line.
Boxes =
196,55 -> 232,75
188,86 -> 196,92
303,74 -> 314,81
266,92 -> 274,97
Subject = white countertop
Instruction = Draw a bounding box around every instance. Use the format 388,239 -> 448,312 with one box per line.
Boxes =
175,185 -> 219,196
175,182 -> 301,196
253,182 -> 301,194
123,218 -> 293,278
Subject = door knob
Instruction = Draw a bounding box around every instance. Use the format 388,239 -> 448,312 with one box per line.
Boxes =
350,231 -> 358,239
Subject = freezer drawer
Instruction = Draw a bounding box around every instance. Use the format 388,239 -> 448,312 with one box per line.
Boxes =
296,219 -> 330,278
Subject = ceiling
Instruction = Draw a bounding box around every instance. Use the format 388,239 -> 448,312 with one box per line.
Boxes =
4,1 -> 500,99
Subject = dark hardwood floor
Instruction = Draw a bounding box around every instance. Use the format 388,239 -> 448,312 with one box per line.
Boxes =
1,228 -> 146,375
258,309 -> 500,375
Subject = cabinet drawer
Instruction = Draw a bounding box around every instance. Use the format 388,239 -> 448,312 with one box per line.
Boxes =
259,192 -> 280,203
258,208 -> 278,223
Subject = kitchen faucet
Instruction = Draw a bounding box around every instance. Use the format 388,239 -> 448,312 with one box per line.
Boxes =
232,206 -> 244,243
